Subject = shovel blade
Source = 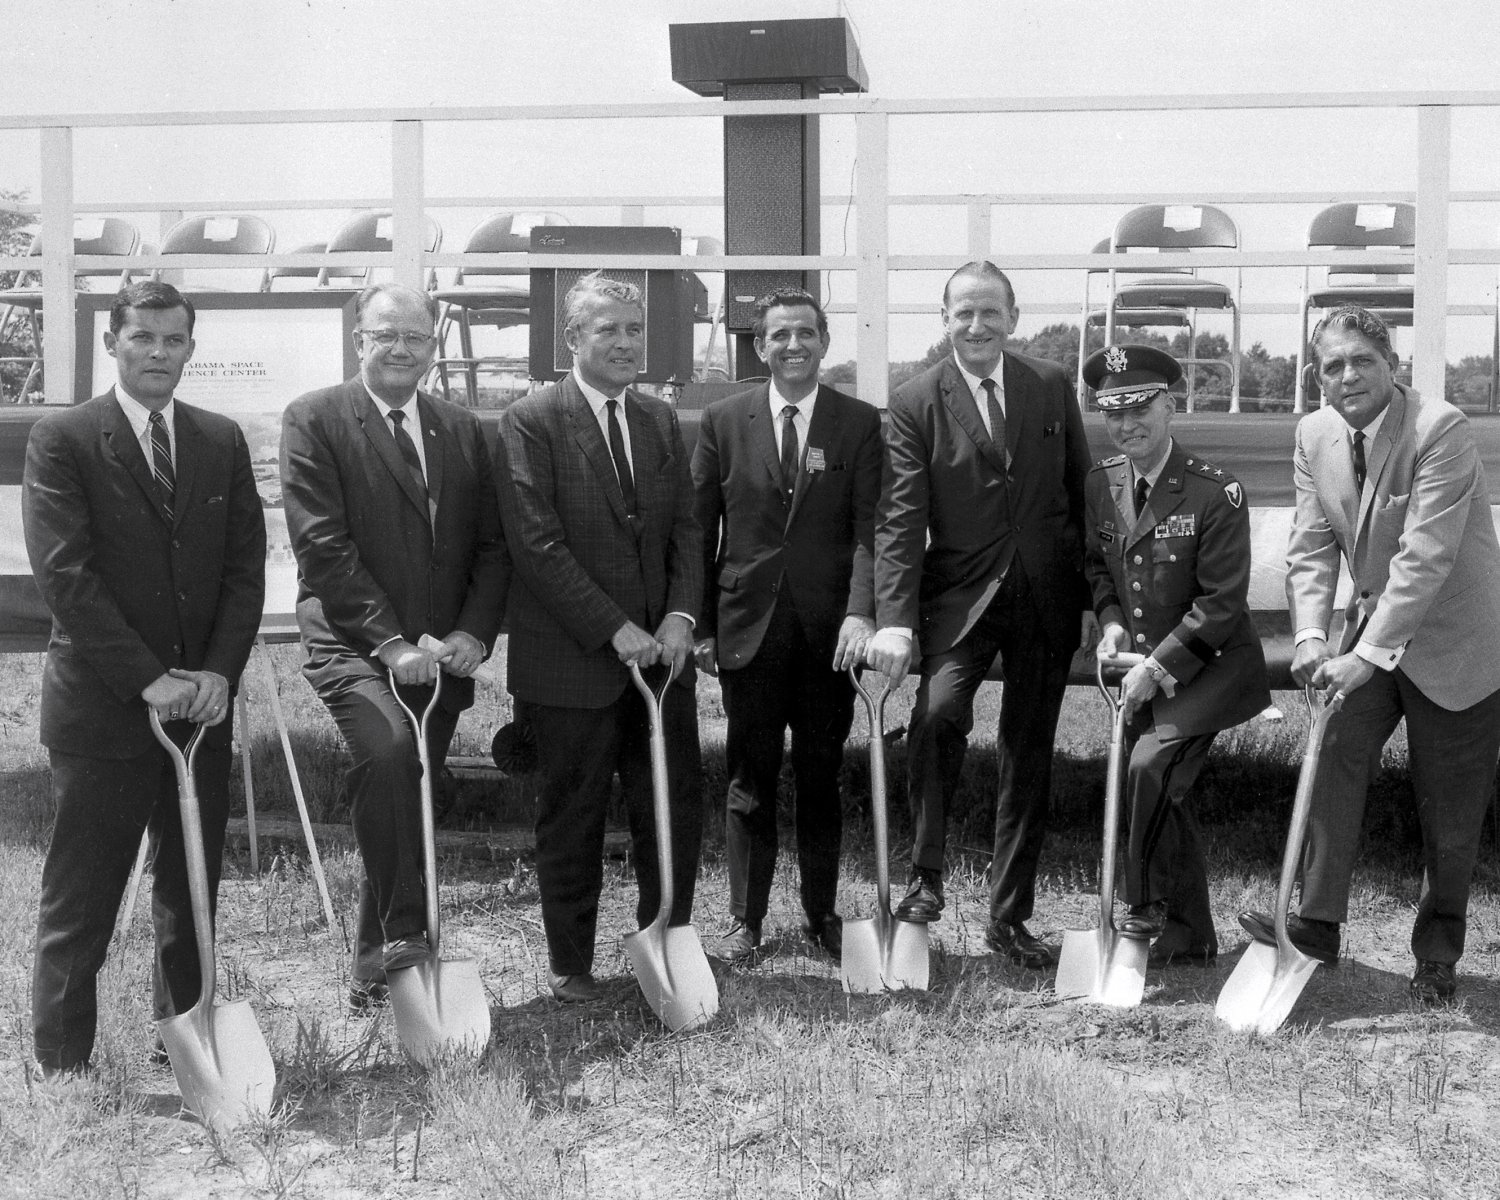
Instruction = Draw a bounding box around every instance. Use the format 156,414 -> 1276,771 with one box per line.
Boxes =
1055,927 -> 1147,1008
841,916 -> 930,993
624,922 -> 719,1032
158,999 -> 276,1131
1216,941 -> 1320,1034
388,957 -> 491,1066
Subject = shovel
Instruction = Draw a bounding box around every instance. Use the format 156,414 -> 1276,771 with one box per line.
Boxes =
387,668 -> 491,1065
623,660 -> 719,1032
1055,652 -> 1150,1008
148,711 -> 276,1131
841,666 -> 929,993
1216,685 -> 1344,1034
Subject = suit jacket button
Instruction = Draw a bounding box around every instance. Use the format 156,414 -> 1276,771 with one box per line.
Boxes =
1360,590 -> 1371,599
1133,555 -> 1143,565
172,539 -> 181,550
1133,608 -> 1143,618
1131,581 -> 1142,591
178,590 -> 187,601
1135,633 -> 1146,644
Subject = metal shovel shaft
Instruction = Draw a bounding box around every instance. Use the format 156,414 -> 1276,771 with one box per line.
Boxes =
849,668 -> 894,914
630,661 -> 677,925
150,715 -> 215,1009
392,673 -> 445,958
1274,687 -> 1344,954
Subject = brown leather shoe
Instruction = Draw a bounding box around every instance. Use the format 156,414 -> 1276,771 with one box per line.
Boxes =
894,869 -> 944,923
802,912 -> 843,963
548,971 -> 604,1003
985,919 -> 1053,969
718,918 -> 762,965
1411,960 -> 1456,1006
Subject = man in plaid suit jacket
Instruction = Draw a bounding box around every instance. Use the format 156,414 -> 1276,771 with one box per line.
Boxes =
494,272 -> 703,1002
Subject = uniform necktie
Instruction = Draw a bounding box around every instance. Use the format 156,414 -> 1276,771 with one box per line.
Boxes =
149,410 -> 175,519
780,404 -> 800,493
389,408 -> 426,494
1134,475 -> 1150,522
1352,429 -> 1367,492
606,399 -> 636,515
980,378 -> 1006,464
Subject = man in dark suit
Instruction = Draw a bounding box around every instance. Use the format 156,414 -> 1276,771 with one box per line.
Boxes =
494,271 -> 702,1003
868,261 -> 1095,968
1241,306 -> 1500,1004
691,288 -> 882,964
24,281 -> 266,1076
1083,345 -> 1270,967
280,283 -> 509,1011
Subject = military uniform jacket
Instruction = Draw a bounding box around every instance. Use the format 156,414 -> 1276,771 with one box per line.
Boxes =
1084,440 -> 1269,740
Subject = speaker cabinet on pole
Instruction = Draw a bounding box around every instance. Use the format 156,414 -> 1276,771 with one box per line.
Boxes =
669,19 -> 867,376
527,226 -> 696,384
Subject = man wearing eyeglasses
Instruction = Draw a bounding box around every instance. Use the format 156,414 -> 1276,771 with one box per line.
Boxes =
280,283 -> 509,1013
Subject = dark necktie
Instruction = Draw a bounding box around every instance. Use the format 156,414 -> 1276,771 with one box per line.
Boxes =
980,378 -> 1007,464
389,408 -> 426,495
1352,430 -> 1367,492
780,404 -> 800,493
149,410 -> 175,519
1134,475 -> 1150,522
606,399 -> 637,515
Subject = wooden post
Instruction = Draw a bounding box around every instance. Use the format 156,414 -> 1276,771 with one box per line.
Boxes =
1413,105 -> 1451,402
40,126 -> 75,403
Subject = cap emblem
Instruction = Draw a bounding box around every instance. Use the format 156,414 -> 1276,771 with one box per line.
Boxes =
1104,346 -> 1129,374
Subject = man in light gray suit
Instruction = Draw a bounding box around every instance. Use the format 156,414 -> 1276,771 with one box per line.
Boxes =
1239,305 -> 1500,1004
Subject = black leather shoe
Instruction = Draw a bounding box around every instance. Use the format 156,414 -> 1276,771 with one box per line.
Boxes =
803,912 -> 843,963
382,936 -> 431,973
1237,911 -> 1340,964
1118,900 -> 1168,941
894,868 -> 944,923
1411,960 -> 1456,1006
985,919 -> 1054,968
548,971 -> 603,1003
148,1037 -> 172,1069
348,979 -> 390,1014
719,918 -> 762,965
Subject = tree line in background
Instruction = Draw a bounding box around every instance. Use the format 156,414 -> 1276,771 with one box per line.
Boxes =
0,191 -> 37,401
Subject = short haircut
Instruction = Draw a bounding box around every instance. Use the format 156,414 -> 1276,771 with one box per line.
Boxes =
942,260 -> 1016,310
1309,305 -> 1398,368
563,271 -> 643,335
752,287 -> 828,341
109,280 -> 195,335
354,282 -> 439,327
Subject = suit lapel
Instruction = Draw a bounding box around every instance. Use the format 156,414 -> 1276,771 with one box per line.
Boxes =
1355,390 -> 1402,552
940,361 -> 1006,475
416,393 -> 444,524
169,403 -> 204,529
564,375 -> 634,531
751,384 -> 782,493
1320,414 -> 1360,546
1107,459 -> 1132,527
1001,355 -> 1026,467
349,381 -> 429,520
100,391 -> 172,526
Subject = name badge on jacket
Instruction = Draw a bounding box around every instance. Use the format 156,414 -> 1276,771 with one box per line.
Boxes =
806,447 -> 826,472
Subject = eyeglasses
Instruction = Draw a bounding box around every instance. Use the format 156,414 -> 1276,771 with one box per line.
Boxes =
358,329 -> 436,352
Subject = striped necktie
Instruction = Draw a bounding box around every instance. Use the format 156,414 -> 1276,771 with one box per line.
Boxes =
389,408 -> 426,495
149,411 -> 175,519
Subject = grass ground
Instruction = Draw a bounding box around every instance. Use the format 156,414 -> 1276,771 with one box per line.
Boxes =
2,647 -> 1499,1199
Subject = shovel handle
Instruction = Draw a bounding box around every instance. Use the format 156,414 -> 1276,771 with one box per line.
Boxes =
1270,684 -> 1345,949
389,668 -> 444,957
1093,652 -> 1147,714
848,666 -> 896,912
629,659 -> 683,926
148,710 -> 215,1012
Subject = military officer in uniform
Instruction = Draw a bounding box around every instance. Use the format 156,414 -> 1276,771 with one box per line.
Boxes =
1083,345 -> 1270,965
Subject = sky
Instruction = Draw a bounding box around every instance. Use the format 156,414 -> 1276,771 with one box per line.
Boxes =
2,0 -> 1500,363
